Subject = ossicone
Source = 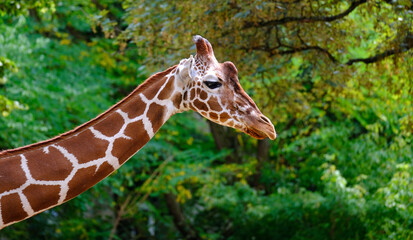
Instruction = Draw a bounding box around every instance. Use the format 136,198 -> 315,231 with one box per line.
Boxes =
193,35 -> 214,58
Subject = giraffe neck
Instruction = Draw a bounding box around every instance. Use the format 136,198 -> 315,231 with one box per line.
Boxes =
0,60 -> 189,228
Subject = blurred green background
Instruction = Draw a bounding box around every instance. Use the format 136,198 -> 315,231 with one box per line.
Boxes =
0,0 -> 412,239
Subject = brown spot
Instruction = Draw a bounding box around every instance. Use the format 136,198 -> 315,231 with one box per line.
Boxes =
1,193 -> 28,224
220,112 -> 230,121
59,129 -> 109,164
196,88 -> 201,95
158,76 -> 175,100
112,120 -> 150,164
147,103 -> 166,132
210,112 -> 218,121
226,120 -> 235,127
142,76 -> 167,100
120,95 -> 145,119
190,88 -> 196,100
183,91 -> 188,101
94,112 -> 124,137
65,162 -> 114,201
23,184 -> 61,212
234,123 -> 243,129
209,96 -> 222,112
193,99 -> 208,111
200,91 -> 208,100
199,111 -> 208,117
0,156 -> 27,193
172,92 -> 182,109
25,147 -> 73,181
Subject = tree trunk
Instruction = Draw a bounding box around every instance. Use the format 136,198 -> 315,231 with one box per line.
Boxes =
164,193 -> 200,240
207,121 -> 241,163
252,138 -> 271,188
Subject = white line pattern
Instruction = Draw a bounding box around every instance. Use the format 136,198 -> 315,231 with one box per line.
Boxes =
0,52 -> 251,229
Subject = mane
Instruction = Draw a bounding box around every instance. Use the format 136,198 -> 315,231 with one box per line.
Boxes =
0,65 -> 177,158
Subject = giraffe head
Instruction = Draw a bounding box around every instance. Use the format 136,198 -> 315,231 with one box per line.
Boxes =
180,35 -> 276,140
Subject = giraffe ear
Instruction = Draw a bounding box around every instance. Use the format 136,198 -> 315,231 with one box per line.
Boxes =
177,56 -> 196,85
188,55 -> 197,79
193,35 -> 214,59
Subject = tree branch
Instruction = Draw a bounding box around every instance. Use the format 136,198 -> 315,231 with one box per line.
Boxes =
243,33 -> 413,65
244,44 -> 338,63
108,195 -> 132,240
244,0 -> 367,28
346,34 -> 413,65
346,49 -> 400,65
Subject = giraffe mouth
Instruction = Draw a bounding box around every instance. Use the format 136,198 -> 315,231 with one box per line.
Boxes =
241,113 -> 277,140
244,125 -> 277,140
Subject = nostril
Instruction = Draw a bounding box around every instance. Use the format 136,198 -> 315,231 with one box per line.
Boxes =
260,115 -> 270,124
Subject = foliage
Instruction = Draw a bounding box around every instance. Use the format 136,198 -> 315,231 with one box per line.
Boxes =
0,52 -> 25,117
120,1 -> 412,67
0,0 -> 55,16
1,1 -> 413,240
119,0 -> 413,122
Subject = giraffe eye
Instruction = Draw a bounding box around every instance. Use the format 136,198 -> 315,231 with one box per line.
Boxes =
204,81 -> 222,89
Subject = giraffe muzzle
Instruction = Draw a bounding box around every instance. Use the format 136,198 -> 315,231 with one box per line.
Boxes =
244,114 -> 277,140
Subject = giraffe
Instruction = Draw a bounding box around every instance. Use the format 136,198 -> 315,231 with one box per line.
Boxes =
0,35 -> 276,229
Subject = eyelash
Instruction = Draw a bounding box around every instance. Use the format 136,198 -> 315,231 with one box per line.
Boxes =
204,81 -> 222,89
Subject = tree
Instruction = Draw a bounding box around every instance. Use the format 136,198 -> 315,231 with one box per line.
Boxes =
1,1 -> 413,239
117,0 -> 412,101
120,0 -> 412,69
113,0 -> 412,179
109,2 -> 413,237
